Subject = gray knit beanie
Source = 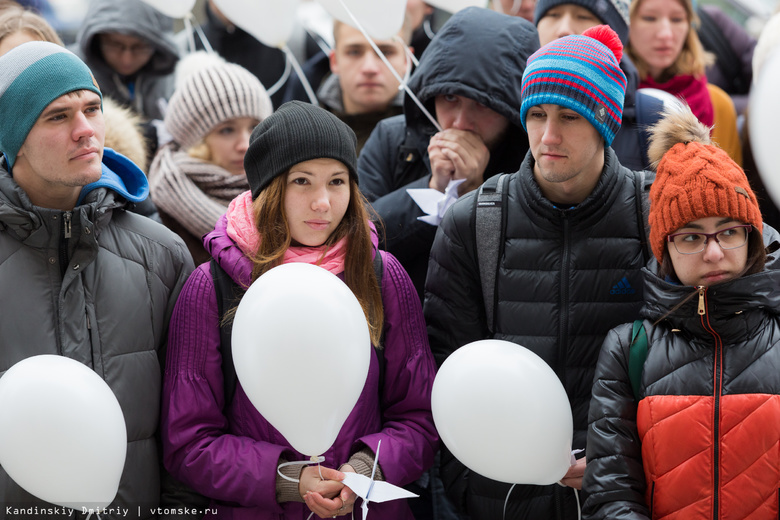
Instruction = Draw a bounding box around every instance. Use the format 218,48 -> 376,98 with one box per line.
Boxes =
534,0 -> 630,44
164,53 -> 273,150
0,41 -> 102,168
245,101 -> 358,199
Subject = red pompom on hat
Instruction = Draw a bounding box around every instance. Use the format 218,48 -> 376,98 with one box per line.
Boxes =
582,24 -> 623,63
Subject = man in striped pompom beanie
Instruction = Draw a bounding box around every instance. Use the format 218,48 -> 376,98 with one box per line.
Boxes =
424,24 -> 655,520
520,24 -> 627,148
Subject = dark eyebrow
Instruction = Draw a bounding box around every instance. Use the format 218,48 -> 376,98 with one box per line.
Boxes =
39,105 -> 69,119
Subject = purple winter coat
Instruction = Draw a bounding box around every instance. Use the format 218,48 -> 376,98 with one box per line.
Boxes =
160,215 -> 438,519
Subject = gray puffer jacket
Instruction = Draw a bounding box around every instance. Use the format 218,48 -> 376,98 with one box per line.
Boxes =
424,147 -> 652,520
73,0 -> 179,120
0,152 -> 193,519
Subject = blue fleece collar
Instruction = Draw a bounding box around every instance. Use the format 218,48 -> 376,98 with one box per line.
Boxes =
77,147 -> 148,206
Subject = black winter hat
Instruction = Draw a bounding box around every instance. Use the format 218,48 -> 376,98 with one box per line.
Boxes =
244,101 -> 358,199
534,0 -> 630,45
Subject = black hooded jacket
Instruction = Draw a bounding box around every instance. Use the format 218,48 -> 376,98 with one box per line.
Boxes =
425,147 -> 653,519
358,7 -> 540,299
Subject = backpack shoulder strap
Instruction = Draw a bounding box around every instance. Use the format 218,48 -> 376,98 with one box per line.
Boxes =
633,169 -> 654,263
629,320 -> 649,401
475,173 -> 510,334
210,258 -> 242,412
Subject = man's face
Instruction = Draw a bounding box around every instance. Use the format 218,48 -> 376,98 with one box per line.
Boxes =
497,0 -> 536,22
526,104 -> 603,199
98,33 -> 155,77
329,23 -> 408,115
13,90 -> 105,207
434,94 -> 511,151
536,4 -> 601,46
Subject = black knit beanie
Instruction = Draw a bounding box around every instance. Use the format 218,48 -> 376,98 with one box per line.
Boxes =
245,101 -> 358,199
534,0 -> 630,45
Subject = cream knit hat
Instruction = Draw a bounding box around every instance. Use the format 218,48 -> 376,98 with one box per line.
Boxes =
164,52 -> 273,150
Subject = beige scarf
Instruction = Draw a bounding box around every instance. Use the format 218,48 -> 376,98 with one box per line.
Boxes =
149,144 -> 249,238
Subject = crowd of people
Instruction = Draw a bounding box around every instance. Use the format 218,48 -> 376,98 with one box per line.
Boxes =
0,0 -> 778,519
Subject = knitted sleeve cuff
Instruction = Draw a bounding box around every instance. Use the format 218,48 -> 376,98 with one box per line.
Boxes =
340,447 -> 384,482
276,459 -> 305,503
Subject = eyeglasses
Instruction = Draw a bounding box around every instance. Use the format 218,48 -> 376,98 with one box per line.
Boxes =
667,224 -> 752,255
99,38 -> 154,57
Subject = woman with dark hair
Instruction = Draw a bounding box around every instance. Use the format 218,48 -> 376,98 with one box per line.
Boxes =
160,101 -> 438,519
583,105 -> 780,520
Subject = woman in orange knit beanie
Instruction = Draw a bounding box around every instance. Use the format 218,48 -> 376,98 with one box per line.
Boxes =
582,105 -> 780,520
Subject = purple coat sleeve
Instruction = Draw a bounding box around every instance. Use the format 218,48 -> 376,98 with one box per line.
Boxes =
160,264 -> 289,512
355,251 -> 439,485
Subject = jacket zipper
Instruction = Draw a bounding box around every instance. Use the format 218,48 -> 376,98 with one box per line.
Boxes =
555,216 -> 570,520
58,211 -> 72,278
698,286 -> 722,519
558,216 -> 570,381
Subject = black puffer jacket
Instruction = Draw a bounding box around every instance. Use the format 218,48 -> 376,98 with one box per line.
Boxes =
584,230 -> 780,520
358,7 -> 539,299
424,147 -> 652,519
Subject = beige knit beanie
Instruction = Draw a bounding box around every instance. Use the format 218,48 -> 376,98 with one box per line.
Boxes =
164,52 -> 273,150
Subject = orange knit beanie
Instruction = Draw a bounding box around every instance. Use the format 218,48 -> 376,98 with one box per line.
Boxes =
648,108 -> 762,262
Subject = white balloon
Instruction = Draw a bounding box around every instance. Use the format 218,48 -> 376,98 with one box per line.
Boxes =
425,0 -> 488,14
212,0 -> 300,48
432,340 -> 573,485
0,355 -> 127,510
232,263 -> 371,457
318,0 -> 406,40
139,0 -> 195,19
749,50 -> 780,210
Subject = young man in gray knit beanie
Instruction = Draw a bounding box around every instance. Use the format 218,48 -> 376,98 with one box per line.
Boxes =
0,41 -> 195,519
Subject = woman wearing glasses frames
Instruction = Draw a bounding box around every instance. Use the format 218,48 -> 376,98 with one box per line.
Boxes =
582,106 -> 780,520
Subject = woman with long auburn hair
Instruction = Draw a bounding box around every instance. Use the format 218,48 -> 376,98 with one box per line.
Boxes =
160,101 -> 438,520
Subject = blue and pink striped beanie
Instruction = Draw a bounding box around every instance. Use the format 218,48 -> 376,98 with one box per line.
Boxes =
520,25 -> 627,146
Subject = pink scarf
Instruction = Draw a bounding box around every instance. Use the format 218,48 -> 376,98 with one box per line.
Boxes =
639,74 -> 714,127
226,191 -> 348,274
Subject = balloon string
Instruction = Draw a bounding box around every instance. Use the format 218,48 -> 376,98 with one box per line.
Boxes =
502,483 -> 516,520
423,18 -> 435,40
395,35 -> 419,68
188,12 -> 214,54
304,26 -> 333,56
277,455 -> 326,483
183,15 -> 196,54
265,56 -> 292,97
334,0 -> 442,132
511,0 -> 523,15
281,44 -> 319,107
574,489 -> 581,520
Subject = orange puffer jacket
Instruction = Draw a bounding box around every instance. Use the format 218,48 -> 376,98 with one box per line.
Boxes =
583,251 -> 780,520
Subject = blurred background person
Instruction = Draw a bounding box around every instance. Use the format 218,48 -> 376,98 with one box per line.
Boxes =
492,0 -> 536,21
628,0 -> 742,165
149,52 -> 272,264
72,0 -> 179,165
